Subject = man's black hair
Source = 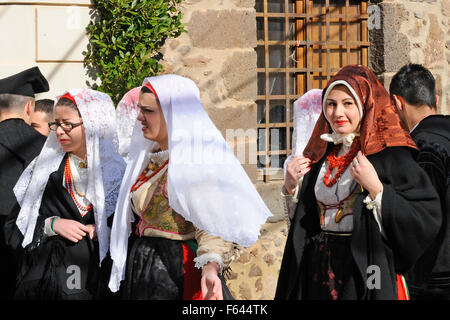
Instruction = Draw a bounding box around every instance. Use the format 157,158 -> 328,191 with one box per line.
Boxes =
35,99 -> 54,115
389,63 -> 437,109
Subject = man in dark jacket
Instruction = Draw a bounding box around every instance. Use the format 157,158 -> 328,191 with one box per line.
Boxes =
0,67 -> 49,299
390,63 -> 450,299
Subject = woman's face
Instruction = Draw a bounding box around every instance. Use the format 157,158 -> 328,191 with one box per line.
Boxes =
54,105 -> 86,159
324,85 -> 361,135
137,92 -> 168,149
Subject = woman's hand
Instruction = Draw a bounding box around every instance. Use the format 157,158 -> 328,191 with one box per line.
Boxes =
285,156 -> 311,195
350,151 -> 383,200
52,218 -> 91,243
85,224 -> 97,239
201,262 -> 223,300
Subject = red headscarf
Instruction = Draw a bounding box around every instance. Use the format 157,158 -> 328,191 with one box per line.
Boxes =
303,65 -> 417,163
59,92 -> 77,105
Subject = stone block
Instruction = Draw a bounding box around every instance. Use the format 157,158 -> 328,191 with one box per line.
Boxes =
381,3 -> 411,72
221,50 -> 257,100
238,282 -> 252,299
444,0 -> 450,16
188,9 -> 256,48
206,102 -> 257,181
255,181 -> 285,218
227,220 -> 287,299
182,54 -> 212,68
233,0 -> 255,8
248,264 -> 262,277
424,14 -> 445,69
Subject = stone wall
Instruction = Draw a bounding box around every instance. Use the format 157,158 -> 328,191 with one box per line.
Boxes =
369,0 -> 450,114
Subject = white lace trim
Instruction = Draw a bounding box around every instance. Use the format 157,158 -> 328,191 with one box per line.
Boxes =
147,149 -> 169,168
363,189 -> 385,236
193,253 -> 224,272
320,132 -> 360,147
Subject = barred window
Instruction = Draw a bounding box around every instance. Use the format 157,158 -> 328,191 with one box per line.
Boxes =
256,0 -> 369,182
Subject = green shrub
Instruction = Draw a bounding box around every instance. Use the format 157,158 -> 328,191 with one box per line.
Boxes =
84,0 -> 185,104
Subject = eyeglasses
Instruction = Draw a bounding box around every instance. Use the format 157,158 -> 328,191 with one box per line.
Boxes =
48,121 -> 83,132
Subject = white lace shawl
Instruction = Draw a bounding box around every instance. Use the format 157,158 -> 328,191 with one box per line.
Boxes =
108,74 -> 273,292
115,86 -> 141,160
14,88 -> 126,263
283,89 -> 322,178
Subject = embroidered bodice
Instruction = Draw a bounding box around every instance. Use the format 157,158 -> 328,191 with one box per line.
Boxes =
130,150 -> 196,240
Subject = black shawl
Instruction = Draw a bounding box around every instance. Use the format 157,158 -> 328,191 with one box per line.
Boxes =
14,155 -> 111,300
0,118 -> 45,299
275,146 -> 442,300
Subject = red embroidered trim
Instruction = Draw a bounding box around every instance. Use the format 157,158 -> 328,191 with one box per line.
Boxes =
130,159 -> 169,192
323,137 -> 360,187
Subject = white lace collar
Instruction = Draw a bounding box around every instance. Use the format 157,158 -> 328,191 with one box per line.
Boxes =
320,132 -> 360,147
69,153 -> 88,169
147,148 -> 169,167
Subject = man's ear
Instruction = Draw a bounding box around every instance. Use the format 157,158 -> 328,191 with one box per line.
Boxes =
391,94 -> 404,111
24,100 -> 34,124
435,94 -> 439,108
24,100 -> 32,116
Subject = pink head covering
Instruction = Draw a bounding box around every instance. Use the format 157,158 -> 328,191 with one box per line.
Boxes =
116,86 -> 142,158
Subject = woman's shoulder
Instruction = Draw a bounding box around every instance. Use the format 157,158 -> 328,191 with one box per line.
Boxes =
368,146 -> 417,162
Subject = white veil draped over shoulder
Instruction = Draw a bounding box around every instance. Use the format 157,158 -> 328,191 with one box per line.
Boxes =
115,86 -> 141,160
14,88 -> 126,263
108,74 -> 272,292
283,89 -> 322,177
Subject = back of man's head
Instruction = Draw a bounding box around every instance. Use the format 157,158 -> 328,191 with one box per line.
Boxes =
389,63 -> 437,109
0,93 -> 34,115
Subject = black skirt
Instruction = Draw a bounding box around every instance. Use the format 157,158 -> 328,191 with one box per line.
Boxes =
301,232 -> 361,300
121,235 -> 235,300
122,236 -> 184,300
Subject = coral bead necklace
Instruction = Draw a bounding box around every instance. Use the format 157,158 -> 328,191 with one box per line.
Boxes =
131,159 -> 169,192
64,157 -> 93,216
323,137 -> 360,187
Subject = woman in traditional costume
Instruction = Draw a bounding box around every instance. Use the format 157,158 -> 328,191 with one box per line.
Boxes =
109,74 -> 272,300
276,65 -> 442,300
13,89 -> 126,299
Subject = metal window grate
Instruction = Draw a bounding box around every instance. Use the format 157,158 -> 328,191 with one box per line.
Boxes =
256,0 -> 369,182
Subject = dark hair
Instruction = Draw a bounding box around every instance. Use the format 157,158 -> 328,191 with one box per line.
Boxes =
55,97 -> 82,117
389,63 -> 437,109
35,99 -> 54,115
140,86 -> 152,94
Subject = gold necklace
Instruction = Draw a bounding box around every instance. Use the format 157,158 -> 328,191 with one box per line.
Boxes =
68,158 -> 86,197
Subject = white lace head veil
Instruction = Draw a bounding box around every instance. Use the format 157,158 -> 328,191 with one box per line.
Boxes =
283,89 -> 322,176
108,74 -> 273,292
14,88 -> 126,263
115,86 -> 141,159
